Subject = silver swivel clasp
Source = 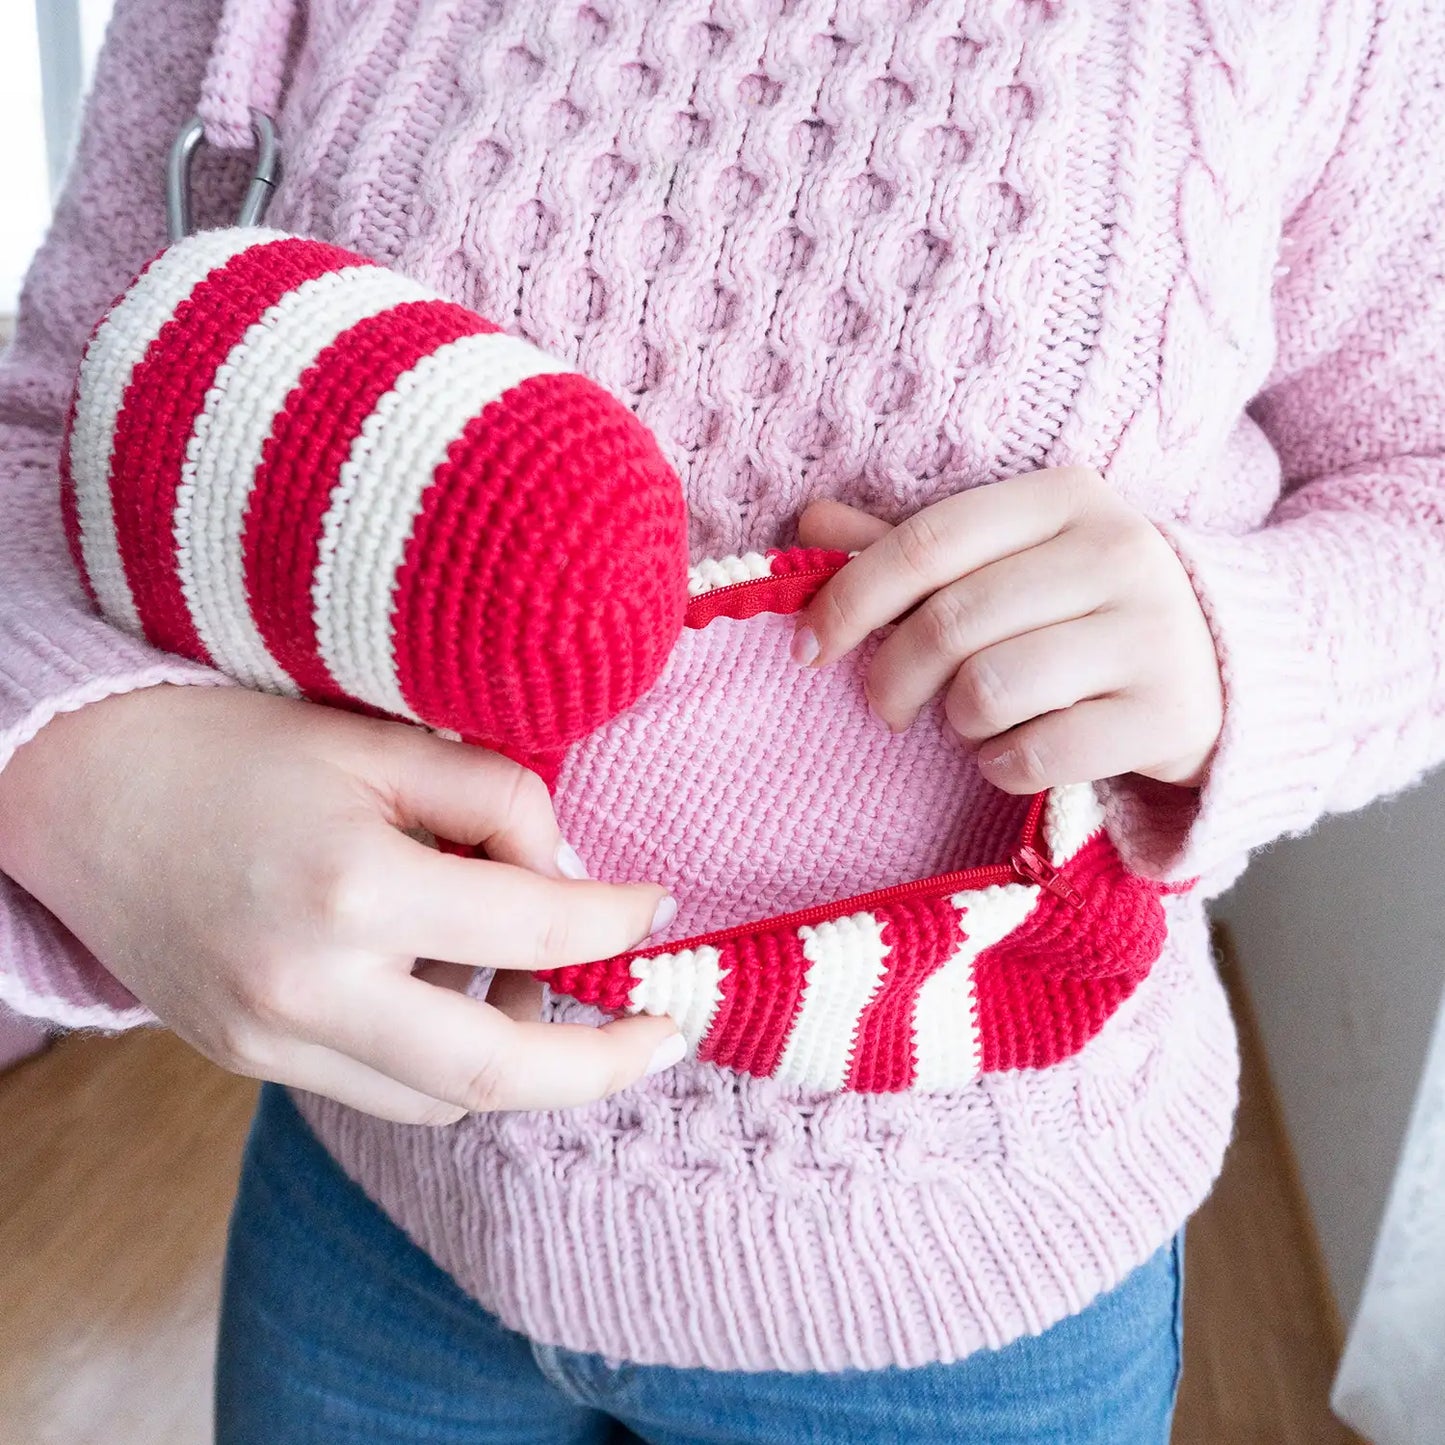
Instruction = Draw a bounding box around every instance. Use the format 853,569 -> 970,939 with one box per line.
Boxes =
165,109 -> 280,242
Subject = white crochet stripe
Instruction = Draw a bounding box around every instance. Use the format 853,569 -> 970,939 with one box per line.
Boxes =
1042,780 -> 1107,866
68,228 -> 273,634
686,551 -> 773,596
774,912 -> 890,1092
312,332 -> 573,721
626,945 -> 728,1052
911,882 -> 1039,1091
176,265 -> 433,694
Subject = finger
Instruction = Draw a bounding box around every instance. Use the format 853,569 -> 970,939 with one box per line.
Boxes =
341,828 -> 671,969
865,533 -> 1109,731
942,613 -> 1131,748
973,694 -> 1156,795
796,498 -> 893,551
332,975 -> 684,1112
376,729 -> 576,878
267,1041 -> 467,1127
797,470 -> 1086,668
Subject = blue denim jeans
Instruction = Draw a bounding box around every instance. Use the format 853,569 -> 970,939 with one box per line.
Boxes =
215,1083 -> 1185,1444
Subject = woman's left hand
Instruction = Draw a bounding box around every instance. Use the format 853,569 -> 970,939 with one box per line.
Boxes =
792,466 -> 1225,794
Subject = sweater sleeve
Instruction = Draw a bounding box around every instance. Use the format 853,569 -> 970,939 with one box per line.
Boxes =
0,0 -> 249,1029
1098,0 -> 1445,898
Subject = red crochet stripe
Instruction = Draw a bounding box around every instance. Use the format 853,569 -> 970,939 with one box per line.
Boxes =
845,895 -> 962,1093
972,832 -> 1162,1071
537,953 -> 635,1013
696,926 -> 811,1078
108,237 -> 362,660
974,963 -> 1136,1073
765,546 -> 852,577
241,298 -> 495,702
392,369 -> 687,748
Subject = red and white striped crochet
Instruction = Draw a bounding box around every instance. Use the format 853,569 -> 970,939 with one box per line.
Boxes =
60,230 -> 1186,1093
60,228 -> 691,780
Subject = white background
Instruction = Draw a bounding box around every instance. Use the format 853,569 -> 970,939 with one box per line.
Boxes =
0,1 -> 115,317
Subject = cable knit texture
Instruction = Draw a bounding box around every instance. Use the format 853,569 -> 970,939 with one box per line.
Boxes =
2,0 -> 1443,1371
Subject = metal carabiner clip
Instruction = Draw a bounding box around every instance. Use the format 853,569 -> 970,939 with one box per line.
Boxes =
165,109 -> 280,242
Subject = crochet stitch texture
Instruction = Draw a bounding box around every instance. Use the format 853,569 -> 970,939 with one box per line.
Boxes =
60,230 -> 690,775
62,230 -> 1184,1094
2,0 -> 1444,1373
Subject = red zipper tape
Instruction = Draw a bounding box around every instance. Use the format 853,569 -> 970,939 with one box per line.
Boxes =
684,566 -> 840,628
626,787 -> 1074,961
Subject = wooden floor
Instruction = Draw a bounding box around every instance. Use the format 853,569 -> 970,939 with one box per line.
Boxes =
0,931 -> 1366,1445
0,1029 -> 255,1445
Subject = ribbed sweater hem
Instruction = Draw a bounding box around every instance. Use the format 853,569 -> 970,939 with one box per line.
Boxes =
291,907 -> 1238,1373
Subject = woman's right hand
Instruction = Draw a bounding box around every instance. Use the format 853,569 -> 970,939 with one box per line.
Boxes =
0,684 -> 683,1125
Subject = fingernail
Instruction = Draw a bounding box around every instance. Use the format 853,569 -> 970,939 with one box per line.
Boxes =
791,626 -> 820,666
645,1032 -> 687,1076
648,893 -> 678,937
555,840 -> 589,880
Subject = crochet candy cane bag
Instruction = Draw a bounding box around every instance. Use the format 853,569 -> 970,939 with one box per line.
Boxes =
61,229 -> 1189,1094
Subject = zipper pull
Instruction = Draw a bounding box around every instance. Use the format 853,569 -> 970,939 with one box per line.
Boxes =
1011,844 -> 1085,908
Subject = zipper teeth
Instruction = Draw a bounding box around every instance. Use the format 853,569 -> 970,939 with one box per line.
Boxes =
699,567 -> 838,598
684,567 -> 839,616
630,862 -> 1026,959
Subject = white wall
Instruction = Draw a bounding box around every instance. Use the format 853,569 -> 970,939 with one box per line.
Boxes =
0,5 -> 52,316
1216,768 -> 1445,1320
0,0 -> 114,316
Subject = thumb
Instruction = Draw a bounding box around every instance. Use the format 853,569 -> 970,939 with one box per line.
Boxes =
797,498 -> 894,552
377,726 -> 574,879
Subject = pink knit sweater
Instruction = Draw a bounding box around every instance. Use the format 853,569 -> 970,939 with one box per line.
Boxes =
3,0 -> 1443,1373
